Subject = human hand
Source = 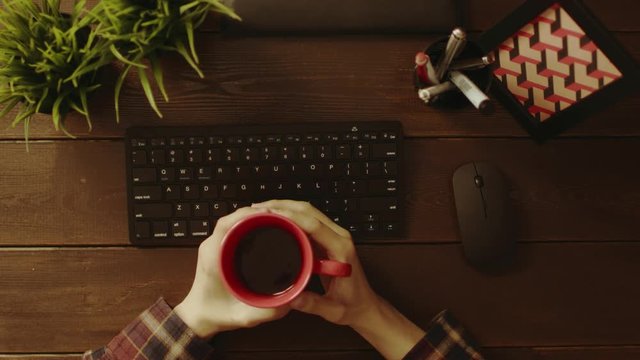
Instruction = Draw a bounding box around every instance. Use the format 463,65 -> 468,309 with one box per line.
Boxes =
174,207 -> 290,339
252,200 -> 425,360
251,199 -> 380,327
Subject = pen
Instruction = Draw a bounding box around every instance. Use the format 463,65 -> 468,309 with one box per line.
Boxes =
417,81 -> 457,103
449,70 -> 492,112
435,27 -> 467,81
449,52 -> 496,71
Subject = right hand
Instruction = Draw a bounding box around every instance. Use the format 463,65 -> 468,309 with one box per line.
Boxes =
251,200 -> 380,328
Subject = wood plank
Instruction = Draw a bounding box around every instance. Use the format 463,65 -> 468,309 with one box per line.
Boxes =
467,0 -> 640,32
2,33 -> 638,140
0,244 -> 639,352
1,138 -> 638,246
5,346 -> 640,360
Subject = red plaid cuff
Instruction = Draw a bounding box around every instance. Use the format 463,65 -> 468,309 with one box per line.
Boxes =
403,310 -> 484,360
83,298 -> 214,360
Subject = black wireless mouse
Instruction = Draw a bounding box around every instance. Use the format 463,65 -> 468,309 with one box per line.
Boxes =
452,162 -> 515,267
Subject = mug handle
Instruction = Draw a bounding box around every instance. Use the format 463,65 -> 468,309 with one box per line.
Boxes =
313,259 -> 352,277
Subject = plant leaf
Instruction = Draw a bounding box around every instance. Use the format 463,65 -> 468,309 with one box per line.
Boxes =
175,40 -> 204,78
114,64 -> 132,123
138,67 -> 163,118
150,55 -> 169,102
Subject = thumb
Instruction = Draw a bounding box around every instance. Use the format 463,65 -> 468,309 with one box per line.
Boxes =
290,292 -> 345,324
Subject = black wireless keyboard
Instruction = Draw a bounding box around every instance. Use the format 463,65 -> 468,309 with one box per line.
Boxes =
125,121 -> 403,245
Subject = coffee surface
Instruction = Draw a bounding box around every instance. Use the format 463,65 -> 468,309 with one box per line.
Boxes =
235,227 -> 302,295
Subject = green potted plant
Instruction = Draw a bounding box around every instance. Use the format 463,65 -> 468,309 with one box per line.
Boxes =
91,0 -> 240,121
0,0 -> 113,142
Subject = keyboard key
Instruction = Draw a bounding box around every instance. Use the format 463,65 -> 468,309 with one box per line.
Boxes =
135,222 -> 150,239
205,149 -> 221,163
330,180 -> 346,195
336,144 -> 351,159
134,204 -> 172,219
233,166 -> 250,179
150,150 -> 165,165
211,201 -> 228,216
347,224 -> 359,233
152,221 -> 169,238
190,220 -> 210,237
151,138 -> 166,147
362,213 -> 379,222
230,201 -> 249,211
132,168 -> 156,183
169,137 -> 186,146
175,203 -> 191,218
158,167 -> 174,182
133,186 -> 162,201
168,149 -> 184,164
188,137 -> 205,146
261,146 -> 278,161
238,183 -> 254,199
346,162 -> 362,177
193,203 -> 209,217
183,185 -> 199,200
316,145 -> 332,160
299,145 -> 314,160
383,161 -> 397,176
327,163 -> 344,178
223,148 -> 239,162
201,184 -> 217,199
348,180 -> 367,195
369,179 -> 397,194
196,167 -> 212,180
383,223 -> 398,232
280,146 -> 297,161
178,168 -> 193,181
355,144 -> 369,159
364,223 -> 379,233
241,147 -> 258,162
171,220 -> 187,237
364,162 -> 382,177
208,136 -> 224,145
270,164 -> 288,178
164,185 -> 180,200
215,166 -> 231,180
221,184 -> 236,198
381,132 -> 397,140
227,136 -> 243,145
131,150 -> 147,165
131,138 -> 147,147
187,149 -> 202,163
360,197 -> 398,211
371,143 -> 397,159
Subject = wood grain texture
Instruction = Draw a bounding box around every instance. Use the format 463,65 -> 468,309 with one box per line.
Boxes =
467,0 -> 640,31
0,244 -> 639,352
1,138 -> 638,246
1,33 -> 638,140
4,346 -> 640,359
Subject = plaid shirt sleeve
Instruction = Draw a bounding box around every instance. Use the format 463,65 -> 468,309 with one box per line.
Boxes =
83,298 -> 214,360
403,310 -> 484,360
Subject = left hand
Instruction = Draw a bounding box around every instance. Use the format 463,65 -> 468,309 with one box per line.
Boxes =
174,207 -> 291,339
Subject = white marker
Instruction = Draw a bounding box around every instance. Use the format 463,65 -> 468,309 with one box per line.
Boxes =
449,70 -> 492,112
418,81 -> 457,103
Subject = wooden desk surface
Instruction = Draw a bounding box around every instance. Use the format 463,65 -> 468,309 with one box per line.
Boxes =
1,1 -> 639,359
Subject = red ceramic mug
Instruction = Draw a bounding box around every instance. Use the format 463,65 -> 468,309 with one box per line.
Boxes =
220,213 -> 352,308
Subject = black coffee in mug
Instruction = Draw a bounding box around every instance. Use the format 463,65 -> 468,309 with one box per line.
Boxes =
234,226 -> 303,295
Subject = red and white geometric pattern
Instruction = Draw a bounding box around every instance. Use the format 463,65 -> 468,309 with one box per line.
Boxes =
493,3 -> 622,122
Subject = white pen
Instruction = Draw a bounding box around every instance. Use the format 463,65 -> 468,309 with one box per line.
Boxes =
418,81 -> 457,103
449,71 -> 491,112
